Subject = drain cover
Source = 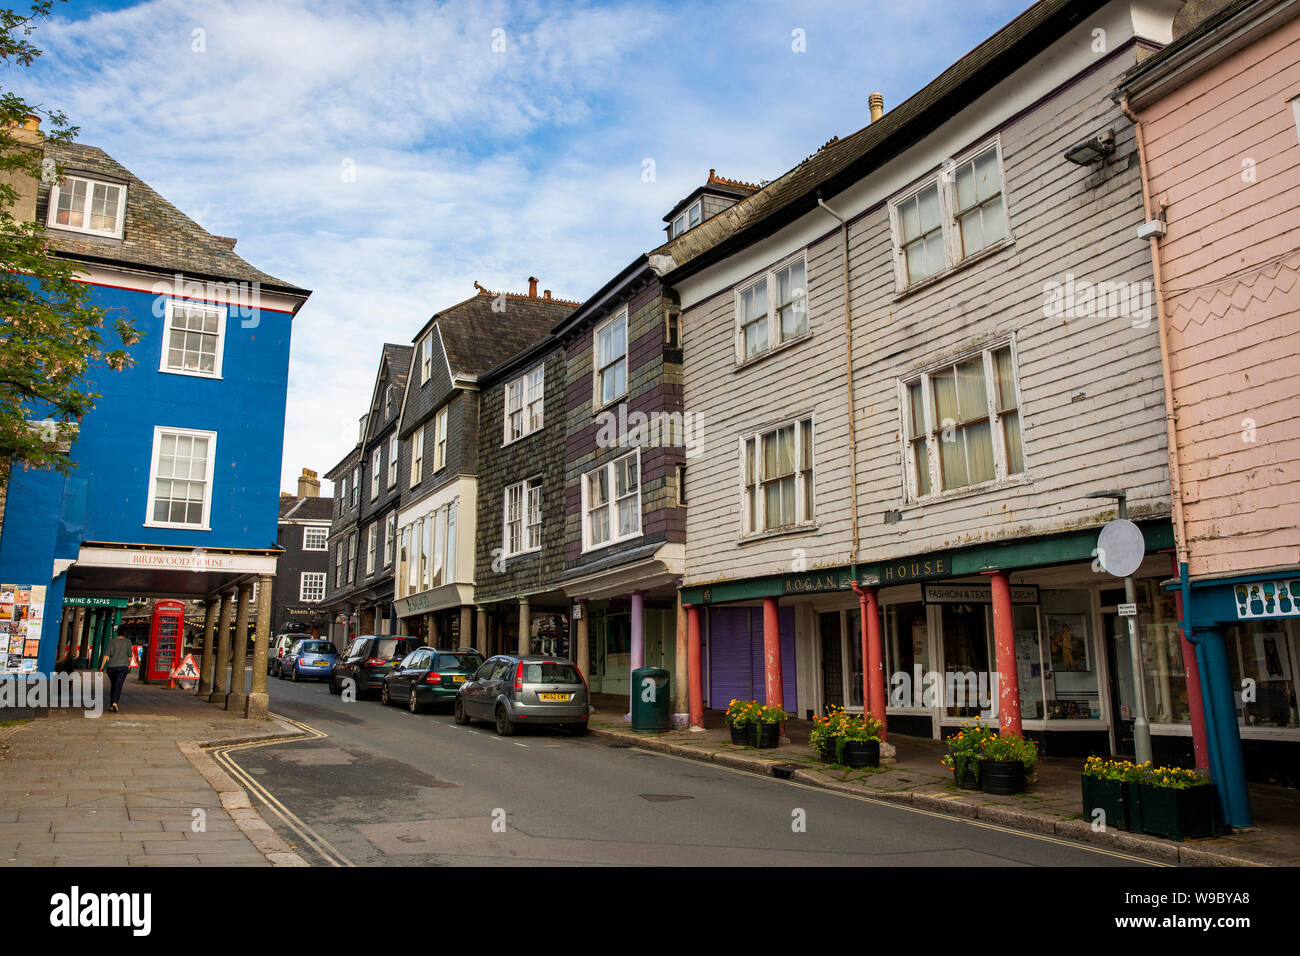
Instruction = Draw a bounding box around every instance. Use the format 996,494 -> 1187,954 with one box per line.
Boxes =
770,764 -> 800,780
607,743 -> 631,749
639,794 -> 693,802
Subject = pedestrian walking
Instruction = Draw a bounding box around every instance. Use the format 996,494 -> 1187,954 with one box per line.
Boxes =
100,624 -> 133,713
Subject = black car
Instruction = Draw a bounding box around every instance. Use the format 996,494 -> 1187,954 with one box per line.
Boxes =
329,635 -> 426,698
382,648 -> 485,713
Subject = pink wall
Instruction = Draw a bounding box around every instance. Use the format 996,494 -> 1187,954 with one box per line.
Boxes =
1138,15 -> 1300,579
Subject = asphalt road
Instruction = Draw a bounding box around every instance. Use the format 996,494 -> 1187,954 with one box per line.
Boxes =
229,676 -> 1163,867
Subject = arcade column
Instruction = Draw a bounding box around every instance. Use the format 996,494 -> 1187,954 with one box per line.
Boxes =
197,597 -> 219,696
246,573 -> 274,719
209,589 -> 235,706
226,581 -> 254,713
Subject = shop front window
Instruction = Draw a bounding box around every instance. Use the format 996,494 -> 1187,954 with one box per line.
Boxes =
1226,619 -> 1298,729
1014,604 -> 1045,720
846,611 -> 862,708
885,602 -> 929,708
941,603 -> 992,718
1042,590 -> 1101,720
1139,579 -> 1190,724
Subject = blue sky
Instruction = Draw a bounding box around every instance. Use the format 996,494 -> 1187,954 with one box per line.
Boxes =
17,0 -> 1031,493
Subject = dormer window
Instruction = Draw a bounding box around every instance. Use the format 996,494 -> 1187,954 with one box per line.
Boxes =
669,199 -> 703,238
47,175 -> 126,238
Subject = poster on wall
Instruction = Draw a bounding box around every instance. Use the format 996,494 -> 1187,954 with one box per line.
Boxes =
1256,632 -> 1292,681
1047,614 -> 1090,672
530,611 -> 570,659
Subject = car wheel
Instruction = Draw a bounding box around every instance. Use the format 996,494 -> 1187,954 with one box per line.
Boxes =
454,696 -> 470,725
495,705 -> 514,737
290,665 -> 299,682
409,691 -> 422,714
328,676 -> 340,695
381,684 -> 391,706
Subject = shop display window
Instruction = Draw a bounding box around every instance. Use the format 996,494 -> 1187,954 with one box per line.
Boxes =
1042,589 -> 1101,719
1226,619 -> 1299,729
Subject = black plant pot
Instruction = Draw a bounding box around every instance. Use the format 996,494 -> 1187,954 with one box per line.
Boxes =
952,761 -> 981,790
981,759 -> 1027,795
747,723 -> 780,749
842,740 -> 880,769
817,739 -> 837,762
728,723 -> 748,745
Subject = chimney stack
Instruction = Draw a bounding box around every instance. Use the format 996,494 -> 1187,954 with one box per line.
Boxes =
544,290 -> 552,300
528,276 -> 539,297
297,467 -> 320,498
869,92 -> 885,123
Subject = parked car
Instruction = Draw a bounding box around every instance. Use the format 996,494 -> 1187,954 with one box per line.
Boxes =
454,655 -> 589,736
382,648 -> 485,713
268,634 -> 298,678
329,635 -> 426,697
279,639 -> 339,682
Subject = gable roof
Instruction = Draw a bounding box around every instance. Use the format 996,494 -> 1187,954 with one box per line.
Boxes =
656,0 -> 1111,282
362,342 -> 415,444
279,496 -> 334,521
426,288 -> 580,379
37,140 -> 309,296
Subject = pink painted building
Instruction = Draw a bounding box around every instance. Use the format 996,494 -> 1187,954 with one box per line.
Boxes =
1118,0 -> 1300,807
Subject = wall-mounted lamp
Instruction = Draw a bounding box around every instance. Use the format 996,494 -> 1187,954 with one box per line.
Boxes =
1064,128 -> 1115,165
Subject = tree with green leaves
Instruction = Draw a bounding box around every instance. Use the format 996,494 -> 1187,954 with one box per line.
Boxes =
0,1 -> 138,487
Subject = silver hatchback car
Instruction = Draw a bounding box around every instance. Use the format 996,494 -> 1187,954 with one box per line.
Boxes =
454,655 -> 590,736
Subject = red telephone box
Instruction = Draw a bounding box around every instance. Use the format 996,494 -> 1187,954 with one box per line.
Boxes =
146,601 -> 185,683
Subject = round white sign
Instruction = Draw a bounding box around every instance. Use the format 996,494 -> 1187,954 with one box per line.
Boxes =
1097,519 -> 1145,578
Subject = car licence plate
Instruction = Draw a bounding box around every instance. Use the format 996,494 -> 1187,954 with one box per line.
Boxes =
539,693 -> 571,702
452,676 -> 466,683
314,659 -> 329,665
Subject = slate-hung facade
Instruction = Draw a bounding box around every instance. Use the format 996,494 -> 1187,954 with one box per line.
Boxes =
273,469 -> 332,637
0,130 -> 310,720
395,283 -> 577,648
322,438 -> 363,644
473,333 -> 571,658
668,0 -> 1184,757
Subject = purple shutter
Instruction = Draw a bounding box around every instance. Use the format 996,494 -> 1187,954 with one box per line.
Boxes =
708,607 -> 753,707
746,606 -> 798,712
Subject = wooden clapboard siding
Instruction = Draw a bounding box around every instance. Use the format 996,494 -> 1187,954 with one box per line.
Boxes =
1137,12 -> 1300,579
682,47 -> 1172,587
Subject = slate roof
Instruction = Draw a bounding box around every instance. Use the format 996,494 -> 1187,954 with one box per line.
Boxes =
36,140 -> 309,296
655,0 -> 1110,280
279,496 -> 334,521
432,290 -> 580,379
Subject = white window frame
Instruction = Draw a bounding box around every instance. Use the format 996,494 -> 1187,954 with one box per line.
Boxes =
504,363 -> 545,444
144,425 -> 217,531
370,447 -> 381,499
738,417 -> 815,537
732,251 -> 809,366
303,526 -> 328,551
334,542 -> 344,588
410,428 -> 424,487
888,138 -> 1010,292
350,466 -> 361,508
384,512 -> 396,566
897,338 -> 1026,502
366,523 -> 377,574
580,450 -> 642,553
503,476 -> 543,558
593,309 -> 629,410
347,533 -> 357,583
433,407 -> 448,471
669,198 -> 703,238
421,335 -> 433,383
388,435 -> 399,487
300,572 -> 326,603
159,300 -> 227,379
46,174 -> 127,238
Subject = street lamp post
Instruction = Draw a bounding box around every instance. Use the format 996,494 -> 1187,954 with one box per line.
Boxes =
1087,489 -> 1152,765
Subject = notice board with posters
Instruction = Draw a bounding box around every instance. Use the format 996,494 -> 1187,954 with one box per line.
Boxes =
0,584 -> 46,675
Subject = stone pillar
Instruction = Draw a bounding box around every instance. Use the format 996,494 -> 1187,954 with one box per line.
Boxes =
209,589 -> 235,705
575,600 -> 589,678
247,573 -> 273,719
687,604 -> 704,730
72,608 -> 86,660
197,598 -> 219,695
672,594 -> 689,727
518,598 -> 530,656
58,607 -> 72,660
762,596 -> 783,709
629,587 -> 644,723
861,586 -> 887,739
227,581 -> 253,712
82,610 -> 99,666
459,605 -> 473,650
989,570 -> 1021,736
475,607 -> 488,656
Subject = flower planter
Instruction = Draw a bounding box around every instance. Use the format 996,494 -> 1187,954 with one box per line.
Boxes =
728,723 -> 748,746
816,738 -> 838,762
1126,781 -> 1145,834
1138,783 -> 1217,841
842,740 -> 880,769
747,723 -> 780,749
952,761 -> 981,790
1080,775 -> 1129,832
980,759 -> 1027,795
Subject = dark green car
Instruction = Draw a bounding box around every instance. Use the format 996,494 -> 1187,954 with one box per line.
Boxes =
382,648 -> 486,713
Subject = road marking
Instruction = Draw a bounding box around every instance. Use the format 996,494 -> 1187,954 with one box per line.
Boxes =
513,742 -> 528,748
208,712 -> 355,868
633,748 -> 1169,867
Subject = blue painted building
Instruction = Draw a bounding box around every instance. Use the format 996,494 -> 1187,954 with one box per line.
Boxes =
0,135 -> 310,688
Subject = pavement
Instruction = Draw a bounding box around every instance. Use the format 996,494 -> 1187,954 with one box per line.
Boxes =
585,694 -> 1300,867
0,674 -> 308,867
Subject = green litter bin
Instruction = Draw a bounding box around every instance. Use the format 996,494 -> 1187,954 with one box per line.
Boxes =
631,667 -> 671,731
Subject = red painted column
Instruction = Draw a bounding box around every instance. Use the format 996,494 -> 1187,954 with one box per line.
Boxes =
989,570 -> 1022,736
1169,552 -> 1210,770
762,597 -> 783,708
687,605 -> 704,729
864,587 -> 887,740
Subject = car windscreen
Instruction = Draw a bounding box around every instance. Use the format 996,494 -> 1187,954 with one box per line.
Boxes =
299,642 -> 336,655
522,662 -> 582,684
374,639 -> 417,660
435,654 -> 482,672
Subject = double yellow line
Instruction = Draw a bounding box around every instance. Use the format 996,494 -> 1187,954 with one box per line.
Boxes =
208,713 -> 354,867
